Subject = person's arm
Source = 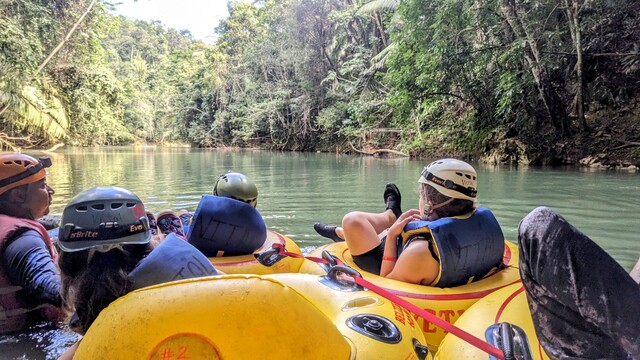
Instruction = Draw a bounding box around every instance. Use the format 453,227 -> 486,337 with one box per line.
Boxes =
379,209 -> 421,278
384,241 -> 439,284
631,256 -> 640,284
58,340 -> 80,360
2,230 -> 62,307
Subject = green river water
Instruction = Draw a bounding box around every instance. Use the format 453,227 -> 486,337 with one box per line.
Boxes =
1,147 -> 638,359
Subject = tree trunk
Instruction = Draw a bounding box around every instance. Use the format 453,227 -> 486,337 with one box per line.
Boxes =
564,0 -> 588,130
499,0 -> 570,136
374,13 -> 388,49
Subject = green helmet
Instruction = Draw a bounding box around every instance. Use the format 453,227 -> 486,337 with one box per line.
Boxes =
58,186 -> 151,252
213,172 -> 258,207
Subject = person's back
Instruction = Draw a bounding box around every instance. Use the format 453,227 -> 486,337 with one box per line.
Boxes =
334,158 -> 504,286
385,159 -> 503,285
398,206 -> 504,287
0,154 -> 64,333
184,171 -> 266,257
187,194 -> 267,257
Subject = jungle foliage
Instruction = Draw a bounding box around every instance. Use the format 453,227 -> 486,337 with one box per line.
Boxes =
1,0 -> 638,163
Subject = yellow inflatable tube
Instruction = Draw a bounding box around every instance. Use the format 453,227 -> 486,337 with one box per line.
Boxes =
300,241 -> 521,350
208,230 -> 305,274
435,283 -> 549,359
74,273 -> 430,359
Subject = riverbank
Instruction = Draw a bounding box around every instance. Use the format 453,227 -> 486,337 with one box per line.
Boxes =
479,108 -> 640,169
23,108 -> 638,171
334,107 -> 640,170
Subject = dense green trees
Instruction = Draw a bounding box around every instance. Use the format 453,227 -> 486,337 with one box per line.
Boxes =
0,0 -> 70,149
1,0 -> 199,148
1,0 -> 638,163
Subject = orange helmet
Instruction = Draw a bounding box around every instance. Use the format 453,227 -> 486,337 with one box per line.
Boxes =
0,154 -> 52,196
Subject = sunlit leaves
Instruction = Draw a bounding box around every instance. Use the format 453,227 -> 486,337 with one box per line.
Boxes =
0,0 -> 68,146
356,0 -> 400,16
1,79 -> 68,140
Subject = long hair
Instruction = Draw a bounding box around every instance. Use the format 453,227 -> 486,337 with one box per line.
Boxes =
420,183 -> 476,219
58,243 -> 152,334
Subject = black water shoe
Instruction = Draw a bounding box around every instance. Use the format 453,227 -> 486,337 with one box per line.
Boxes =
384,183 -> 402,219
313,223 -> 344,242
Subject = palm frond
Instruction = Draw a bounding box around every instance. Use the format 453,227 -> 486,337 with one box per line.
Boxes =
1,79 -> 69,140
369,42 -> 397,72
356,0 -> 400,17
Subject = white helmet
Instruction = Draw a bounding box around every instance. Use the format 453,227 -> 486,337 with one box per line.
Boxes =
418,159 -> 477,201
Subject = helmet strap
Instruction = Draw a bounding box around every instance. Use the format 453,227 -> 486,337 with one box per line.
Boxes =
213,179 -> 220,196
22,183 -> 35,219
425,198 -> 454,218
422,170 -> 477,199
0,157 -> 51,190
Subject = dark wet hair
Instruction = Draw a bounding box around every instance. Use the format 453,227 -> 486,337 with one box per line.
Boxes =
420,183 -> 476,219
58,243 -> 152,334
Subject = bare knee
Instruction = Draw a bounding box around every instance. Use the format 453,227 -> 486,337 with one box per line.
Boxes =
342,211 -> 366,230
341,211 -> 381,254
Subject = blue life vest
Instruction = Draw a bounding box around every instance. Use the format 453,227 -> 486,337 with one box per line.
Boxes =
186,195 -> 267,257
127,233 -> 218,291
400,207 -> 504,288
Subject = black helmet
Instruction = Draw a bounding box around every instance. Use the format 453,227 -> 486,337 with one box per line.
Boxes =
213,172 -> 258,207
58,186 -> 151,252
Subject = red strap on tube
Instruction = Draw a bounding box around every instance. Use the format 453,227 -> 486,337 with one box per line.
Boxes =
352,276 -> 505,359
271,246 -> 501,356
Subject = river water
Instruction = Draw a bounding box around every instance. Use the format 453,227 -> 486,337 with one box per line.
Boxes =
2,147 -> 639,358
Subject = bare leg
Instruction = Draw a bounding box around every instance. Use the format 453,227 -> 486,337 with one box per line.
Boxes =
315,183 -> 401,245
631,256 -> 640,284
519,207 -> 640,360
342,209 -> 396,255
